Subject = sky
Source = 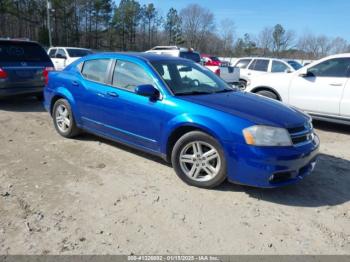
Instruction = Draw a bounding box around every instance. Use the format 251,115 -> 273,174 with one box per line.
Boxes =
133,0 -> 350,41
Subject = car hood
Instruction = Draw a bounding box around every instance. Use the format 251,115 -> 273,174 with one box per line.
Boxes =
179,91 -> 309,128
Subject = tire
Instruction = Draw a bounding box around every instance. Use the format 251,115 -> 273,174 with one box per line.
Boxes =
238,79 -> 247,90
171,131 -> 227,188
256,90 -> 278,100
52,98 -> 80,138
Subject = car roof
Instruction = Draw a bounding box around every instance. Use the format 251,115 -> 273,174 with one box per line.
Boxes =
0,39 -> 40,45
50,47 -> 91,50
83,52 -> 192,63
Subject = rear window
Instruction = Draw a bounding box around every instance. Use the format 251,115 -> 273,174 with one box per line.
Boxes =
0,41 -> 51,62
179,52 -> 201,63
67,48 -> 92,58
235,59 -> 251,69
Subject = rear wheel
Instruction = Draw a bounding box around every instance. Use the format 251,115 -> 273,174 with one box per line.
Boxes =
171,131 -> 226,188
256,90 -> 278,100
52,99 -> 80,138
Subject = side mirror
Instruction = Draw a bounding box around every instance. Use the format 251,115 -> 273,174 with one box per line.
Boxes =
285,69 -> 293,73
135,84 -> 160,100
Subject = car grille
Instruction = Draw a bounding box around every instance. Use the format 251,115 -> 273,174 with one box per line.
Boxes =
288,122 -> 314,146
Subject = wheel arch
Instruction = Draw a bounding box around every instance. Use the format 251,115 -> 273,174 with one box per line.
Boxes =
164,123 -> 226,163
49,88 -> 81,126
251,86 -> 282,101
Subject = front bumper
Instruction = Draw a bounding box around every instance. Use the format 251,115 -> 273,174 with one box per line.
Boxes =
225,135 -> 320,188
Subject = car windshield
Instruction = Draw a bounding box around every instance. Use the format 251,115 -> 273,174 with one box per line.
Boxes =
66,48 -> 92,57
210,56 -> 220,62
287,60 -> 303,70
151,60 -> 235,95
0,41 -> 50,62
179,52 -> 201,63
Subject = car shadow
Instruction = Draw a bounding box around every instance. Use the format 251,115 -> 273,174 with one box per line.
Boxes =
217,153 -> 350,208
76,133 -> 172,167
0,96 -> 46,113
313,120 -> 350,135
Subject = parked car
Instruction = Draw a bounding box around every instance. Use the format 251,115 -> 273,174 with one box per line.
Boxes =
145,46 -> 201,63
286,60 -> 303,70
48,47 -> 93,71
146,46 -> 240,83
0,39 -> 54,99
246,53 -> 350,125
233,57 -> 295,89
44,53 -> 319,188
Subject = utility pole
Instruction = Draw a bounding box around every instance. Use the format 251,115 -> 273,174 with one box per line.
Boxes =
47,0 -> 52,47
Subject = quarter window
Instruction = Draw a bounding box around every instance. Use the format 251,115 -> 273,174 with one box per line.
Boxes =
271,61 -> 289,73
112,60 -> 155,92
308,58 -> 350,77
81,59 -> 111,83
249,59 -> 269,72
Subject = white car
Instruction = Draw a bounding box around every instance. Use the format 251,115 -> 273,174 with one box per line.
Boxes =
233,57 -> 295,88
48,47 -> 93,71
246,53 -> 350,124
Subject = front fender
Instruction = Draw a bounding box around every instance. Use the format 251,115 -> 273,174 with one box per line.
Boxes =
160,113 -> 233,155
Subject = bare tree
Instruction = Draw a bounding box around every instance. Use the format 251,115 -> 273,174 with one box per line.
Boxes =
272,24 -> 295,56
219,18 -> 235,57
180,4 -> 215,50
330,37 -> 349,54
257,27 -> 273,55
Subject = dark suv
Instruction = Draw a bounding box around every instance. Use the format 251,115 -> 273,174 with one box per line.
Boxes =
0,39 -> 54,99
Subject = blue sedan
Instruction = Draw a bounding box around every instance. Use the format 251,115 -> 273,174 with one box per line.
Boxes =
44,53 -> 319,188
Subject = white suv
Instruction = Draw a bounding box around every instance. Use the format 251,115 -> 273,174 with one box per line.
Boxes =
48,47 -> 92,71
246,53 -> 350,124
233,57 -> 295,88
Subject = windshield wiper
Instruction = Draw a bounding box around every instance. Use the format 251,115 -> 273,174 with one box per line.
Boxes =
176,91 -> 214,96
214,89 -> 235,93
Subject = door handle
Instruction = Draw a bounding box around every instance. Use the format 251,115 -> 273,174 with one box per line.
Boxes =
107,91 -> 119,97
72,81 -> 79,86
329,83 -> 343,86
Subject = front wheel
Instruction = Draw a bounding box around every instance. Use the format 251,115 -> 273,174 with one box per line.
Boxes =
171,131 -> 227,188
256,90 -> 278,100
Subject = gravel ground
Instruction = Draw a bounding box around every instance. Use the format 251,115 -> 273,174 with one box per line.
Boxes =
0,97 -> 349,255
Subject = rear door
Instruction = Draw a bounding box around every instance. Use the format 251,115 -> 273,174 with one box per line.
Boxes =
0,41 -> 53,89
339,66 -> 350,118
247,59 -> 269,78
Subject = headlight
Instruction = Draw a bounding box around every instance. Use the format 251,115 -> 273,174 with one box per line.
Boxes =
243,125 -> 292,146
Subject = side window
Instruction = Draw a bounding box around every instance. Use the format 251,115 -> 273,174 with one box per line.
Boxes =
235,59 -> 251,69
308,58 -> 350,77
112,60 -> 155,92
249,59 -> 269,72
81,59 -> 111,83
48,49 -> 57,58
271,61 -> 289,73
56,49 -> 66,58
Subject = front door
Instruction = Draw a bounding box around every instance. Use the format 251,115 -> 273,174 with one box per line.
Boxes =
289,58 -> 350,116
